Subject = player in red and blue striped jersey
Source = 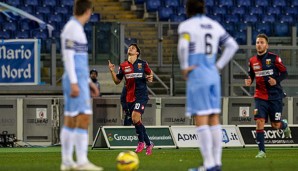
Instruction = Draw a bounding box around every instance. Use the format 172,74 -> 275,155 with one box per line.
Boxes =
245,33 -> 291,158
108,43 -> 154,155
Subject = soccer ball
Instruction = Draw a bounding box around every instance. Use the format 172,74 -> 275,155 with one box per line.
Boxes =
116,151 -> 139,171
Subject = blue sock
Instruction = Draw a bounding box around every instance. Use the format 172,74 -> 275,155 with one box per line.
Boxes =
256,130 -> 265,152
142,124 -> 151,146
280,120 -> 287,130
134,121 -> 144,142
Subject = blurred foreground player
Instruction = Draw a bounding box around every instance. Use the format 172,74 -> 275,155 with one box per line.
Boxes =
177,0 -> 239,170
60,0 -> 103,170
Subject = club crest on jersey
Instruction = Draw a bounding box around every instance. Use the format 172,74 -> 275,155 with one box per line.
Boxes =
266,59 -> 271,66
138,63 -> 142,70
124,66 -> 132,72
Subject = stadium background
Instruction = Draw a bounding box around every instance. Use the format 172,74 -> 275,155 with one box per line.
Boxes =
1,0 -> 298,170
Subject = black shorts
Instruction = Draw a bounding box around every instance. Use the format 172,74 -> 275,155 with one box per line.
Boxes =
254,98 -> 283,123
127,99 -> 148,115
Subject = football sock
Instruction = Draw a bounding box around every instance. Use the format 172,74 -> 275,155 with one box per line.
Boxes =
141,124 -> 151,146
210,125 -> 222,167
197,125 -> 215,169
74,128 -> 89,165
60,126 -> 75,165
256,129 -> 265,152
134,121 -> 144,142
280,120 -> 287,130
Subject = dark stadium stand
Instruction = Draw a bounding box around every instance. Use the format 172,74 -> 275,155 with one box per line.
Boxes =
141,0 -> 298,44
1,0 -> 100,53
1,0 -> 298,51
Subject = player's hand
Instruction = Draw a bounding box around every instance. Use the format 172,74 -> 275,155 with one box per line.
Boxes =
90,82 -> 99,97
268,76 -> 276,86
146,74 -> 153,82
245,76 -> 252,86
108,60 -> 115,72
70,84 -> 79,97
181,66 -> 196,80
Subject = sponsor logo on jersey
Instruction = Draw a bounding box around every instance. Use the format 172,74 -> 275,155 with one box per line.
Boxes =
253,65 -> 260,70
255,69 -> 273,77
252,63 -> 261,70
124,66 -> 132,72
125,73 -> 143,79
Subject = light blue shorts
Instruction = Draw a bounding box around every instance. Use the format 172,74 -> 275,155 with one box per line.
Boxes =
186,81 -> 221,116
62,74 -> 92,117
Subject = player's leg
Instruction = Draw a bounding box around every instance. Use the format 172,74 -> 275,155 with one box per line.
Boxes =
209,114 -> 222,170
195,115 -> 216,170
188,84 -> 216,170
254,98 -> 267,158
132,110 -> 145,153
72,80 -> 102,170
269,99 -> 291,138
74,114 -> 103,171
209,83 -> 222,170
123,109 -> 132,126
135,100 -> 154,155
60,116 -> 76,170
61,80 -> 77,170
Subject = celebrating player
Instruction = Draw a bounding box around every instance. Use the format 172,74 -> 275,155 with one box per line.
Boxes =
108,43 -> 154,155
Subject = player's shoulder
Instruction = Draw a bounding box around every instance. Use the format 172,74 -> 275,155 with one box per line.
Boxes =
267,51 -> 279,58
179,15 -> 221,31
61,19 -> 84,38
136,58 -> 148,64
249,55 -> 258,62
120,60 -> 129,67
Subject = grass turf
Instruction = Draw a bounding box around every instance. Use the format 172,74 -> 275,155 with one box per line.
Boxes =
0,146 -> 297,171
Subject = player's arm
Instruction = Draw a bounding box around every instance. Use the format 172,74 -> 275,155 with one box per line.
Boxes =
63,39 -> 79,97
108,60 -> 121,85
274,56 -> 288,83
144,62 -> 153,83
177,32 -> 196,80
245,60 -> 255,86
216,34 -> 239,70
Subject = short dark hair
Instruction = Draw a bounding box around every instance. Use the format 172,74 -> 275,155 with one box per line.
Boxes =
186,0 -> 205,17
90,68 -> 98,76
74,0 -> 93,16
256,33 -> 269,43
129,43 -> 141,57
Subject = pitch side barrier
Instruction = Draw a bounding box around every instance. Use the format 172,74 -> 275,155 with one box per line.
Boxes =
238,125 -> 298,147
91,125 -> 244,149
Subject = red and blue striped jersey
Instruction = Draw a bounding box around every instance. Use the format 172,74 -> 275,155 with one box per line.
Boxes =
116,59 -> 152,102
248,51 -> 288,100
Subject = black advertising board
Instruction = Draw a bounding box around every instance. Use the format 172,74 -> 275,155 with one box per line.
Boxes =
238,125 -> 298,146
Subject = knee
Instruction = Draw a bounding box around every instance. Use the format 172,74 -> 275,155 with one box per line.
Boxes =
271,122 -> 279,129
256,119 -> 265,129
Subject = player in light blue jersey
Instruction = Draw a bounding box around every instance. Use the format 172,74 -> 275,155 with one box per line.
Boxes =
177,0 -> 239,171
60,0 -> 103,170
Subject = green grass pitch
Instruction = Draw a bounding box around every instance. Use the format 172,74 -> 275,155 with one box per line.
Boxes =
0,146 -> 297,171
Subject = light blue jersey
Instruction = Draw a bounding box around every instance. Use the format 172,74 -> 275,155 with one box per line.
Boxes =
178,14 -> 238,116
61,17 -> 91,116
